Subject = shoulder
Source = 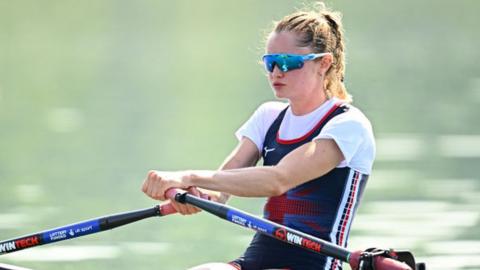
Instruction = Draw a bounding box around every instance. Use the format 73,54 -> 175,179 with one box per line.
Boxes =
330,104 -> 373,132
319,103 -> 375,148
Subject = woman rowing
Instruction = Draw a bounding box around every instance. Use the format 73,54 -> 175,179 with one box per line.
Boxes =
142,3 -> 375,270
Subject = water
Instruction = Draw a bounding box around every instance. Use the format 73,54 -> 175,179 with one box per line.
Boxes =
1,0 -> 479,269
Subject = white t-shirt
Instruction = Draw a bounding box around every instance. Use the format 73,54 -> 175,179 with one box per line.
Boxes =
235,98 -> 376,174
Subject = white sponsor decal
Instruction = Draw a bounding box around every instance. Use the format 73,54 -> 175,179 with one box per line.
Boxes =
286,232 -> 303,245
48,229 -> 68,241
0,242 -> 15,253
231,215 -> 247,226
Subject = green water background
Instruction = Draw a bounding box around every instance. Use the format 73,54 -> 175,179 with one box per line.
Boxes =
1,0 -> 479,269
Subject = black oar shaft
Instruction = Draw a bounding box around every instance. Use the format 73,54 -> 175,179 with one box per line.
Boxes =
0,206 -> 162,255
100,206 -> 161,230
175,192 -> 351,262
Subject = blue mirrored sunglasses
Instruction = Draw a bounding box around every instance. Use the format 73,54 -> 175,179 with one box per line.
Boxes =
262,53 -> 331,73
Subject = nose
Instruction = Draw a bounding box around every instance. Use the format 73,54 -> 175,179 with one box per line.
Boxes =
270,64 -> 285,78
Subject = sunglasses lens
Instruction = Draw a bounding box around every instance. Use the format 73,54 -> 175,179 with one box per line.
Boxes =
263,55 -> 276,72
283,55 -> 303,71
263,55 -> 304,73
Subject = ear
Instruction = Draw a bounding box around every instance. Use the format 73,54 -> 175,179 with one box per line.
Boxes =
318,54 -> 333,76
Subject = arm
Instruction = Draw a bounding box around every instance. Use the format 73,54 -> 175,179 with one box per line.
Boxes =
189,138 -> 343,197
142,138 -> 343,200
142,137 -> 260,211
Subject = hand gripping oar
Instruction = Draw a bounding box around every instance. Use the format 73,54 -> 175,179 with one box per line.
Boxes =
0,204 -> 177,255
165,189 -> 418,270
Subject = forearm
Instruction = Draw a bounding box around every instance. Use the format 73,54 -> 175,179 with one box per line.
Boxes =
186,139 -> 342,198
186,166 -> 288,197
143,140 -> 341,202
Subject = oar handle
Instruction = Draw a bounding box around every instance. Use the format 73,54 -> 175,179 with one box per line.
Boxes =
165,188 -> 184,200
159,188 -> 211,216
158,202 -> 177,216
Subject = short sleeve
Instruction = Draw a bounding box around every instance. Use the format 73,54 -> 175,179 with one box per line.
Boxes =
235,102 -> 287,152
313,108 -> 375,174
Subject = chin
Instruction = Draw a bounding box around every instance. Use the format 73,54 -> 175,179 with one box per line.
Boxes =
273,89 -> 287,99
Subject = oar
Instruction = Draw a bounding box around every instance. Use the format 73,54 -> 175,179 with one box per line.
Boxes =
0,204 -> 177,255
0,191 -> 417,270
165,189 -> 415,270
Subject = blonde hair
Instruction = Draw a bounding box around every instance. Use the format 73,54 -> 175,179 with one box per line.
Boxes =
271,2 -> 352,103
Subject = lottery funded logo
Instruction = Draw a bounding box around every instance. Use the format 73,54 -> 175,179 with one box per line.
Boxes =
42,220 -> 100,244
231,214 -> 247,226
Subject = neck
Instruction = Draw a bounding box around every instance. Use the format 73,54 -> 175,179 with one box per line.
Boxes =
289,95 -> 330,116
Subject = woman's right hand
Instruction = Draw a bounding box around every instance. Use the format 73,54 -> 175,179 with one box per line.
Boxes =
168,186 -> 203,215
141,170 -> 198,215
142,170 -> 228,215
168,187 -> 229,215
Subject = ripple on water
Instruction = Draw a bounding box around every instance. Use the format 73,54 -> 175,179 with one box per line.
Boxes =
2,242 -> 171,262
121,242 -> 170,255
353,201 -> 479,238
15,185 -> 44,204
375,134 -> 425,161
418,255 -> 480,270
425,240 -> 480,255
0,214 -> 29,230
375,133 -> 480,160
3,245 -> 120,262
0,263 -> 32,270
438,135 -> 480,158
348,236 -> 420,250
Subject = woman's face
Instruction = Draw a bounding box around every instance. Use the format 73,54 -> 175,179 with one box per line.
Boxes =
265,31 -> 326,102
